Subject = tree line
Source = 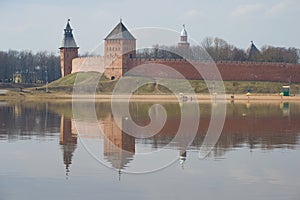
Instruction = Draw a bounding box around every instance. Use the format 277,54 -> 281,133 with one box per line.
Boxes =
136,37 -> 300,64
0,50 -> 61,83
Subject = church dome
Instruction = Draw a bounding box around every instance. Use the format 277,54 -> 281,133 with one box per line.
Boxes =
181,25 -> 187,37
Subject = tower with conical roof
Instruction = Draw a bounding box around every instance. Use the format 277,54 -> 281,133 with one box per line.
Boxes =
59,19 -> 79,77
104,19 -> 136,80
247,41 -> 261,61
178,24 -> 190,49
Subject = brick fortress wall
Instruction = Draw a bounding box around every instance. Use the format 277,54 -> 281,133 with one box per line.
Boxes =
72,56 -> 105,73
124,58 -> 300,82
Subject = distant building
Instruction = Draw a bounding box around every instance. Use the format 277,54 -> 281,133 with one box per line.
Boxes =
13,73 -> 22,83
13,71 -> 40,84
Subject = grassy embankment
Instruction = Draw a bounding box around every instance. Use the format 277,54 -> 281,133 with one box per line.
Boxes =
1,72 -> 300,100
46,72 -> 299,95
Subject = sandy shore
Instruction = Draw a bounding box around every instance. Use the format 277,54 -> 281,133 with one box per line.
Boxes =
1,91 -> 300,103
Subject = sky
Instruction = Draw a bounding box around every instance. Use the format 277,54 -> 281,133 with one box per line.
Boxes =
0,0 -> 299,55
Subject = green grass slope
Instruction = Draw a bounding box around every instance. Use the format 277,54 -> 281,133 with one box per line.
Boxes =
43,72 -> 300,94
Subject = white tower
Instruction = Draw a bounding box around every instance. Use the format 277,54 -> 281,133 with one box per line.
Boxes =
178,24 -> 190,49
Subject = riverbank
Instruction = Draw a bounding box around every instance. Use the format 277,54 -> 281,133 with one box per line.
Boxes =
1,90 -> 299,103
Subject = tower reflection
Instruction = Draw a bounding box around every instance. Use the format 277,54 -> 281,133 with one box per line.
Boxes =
59,115 -> 77,177
100,114 -> 135,171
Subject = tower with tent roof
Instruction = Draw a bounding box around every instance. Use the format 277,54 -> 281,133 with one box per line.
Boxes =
247,41 -> 261,61
103,19 -> 136,80
59,19 -> 79,77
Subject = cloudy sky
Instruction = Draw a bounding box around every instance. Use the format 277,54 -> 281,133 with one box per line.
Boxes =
0,0 -> 299,54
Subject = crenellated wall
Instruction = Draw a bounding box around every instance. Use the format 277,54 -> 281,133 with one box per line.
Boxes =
71,56 -> 300,82
125,58 -> 300,82
216,61 -> 300,82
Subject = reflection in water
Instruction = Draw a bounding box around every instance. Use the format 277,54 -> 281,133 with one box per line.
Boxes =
1,101 -> 300,199
56,101 -> 300,173
100,114 -> 135,172
1,101 -> 300,173
0,102 -> 60,140
280,102 -> 290,116
179,150 -> 187,169
59,115 -> 77,177
59,112 -> 136,176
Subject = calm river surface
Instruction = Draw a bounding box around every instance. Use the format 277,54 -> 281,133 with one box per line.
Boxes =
0,101 -> 300,200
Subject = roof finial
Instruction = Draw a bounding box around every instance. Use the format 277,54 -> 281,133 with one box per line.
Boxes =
68,18 -> 70,22
183,24 -> 185,29
120,17 -> 122,23
251,40 -> 253,44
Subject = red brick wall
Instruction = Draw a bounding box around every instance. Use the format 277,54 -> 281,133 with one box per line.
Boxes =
125,59 -> 300,82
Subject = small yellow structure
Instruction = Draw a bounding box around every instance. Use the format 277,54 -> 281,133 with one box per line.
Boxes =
13,73 -> 22,83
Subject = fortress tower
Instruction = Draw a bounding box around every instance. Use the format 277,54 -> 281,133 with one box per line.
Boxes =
178,24 -> 190,49
104,19 -> 136,80
247,41 -> 261,61
59,19 -> 79,77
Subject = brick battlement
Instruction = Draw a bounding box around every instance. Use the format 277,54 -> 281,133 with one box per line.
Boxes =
125,58 -> 300,82
70,54 -> 300,82
129,58 -> 299,66
216,60 -> 299,66
77,56 -> 103,60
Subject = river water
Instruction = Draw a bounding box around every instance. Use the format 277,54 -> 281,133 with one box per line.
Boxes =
0,101 -> 299,200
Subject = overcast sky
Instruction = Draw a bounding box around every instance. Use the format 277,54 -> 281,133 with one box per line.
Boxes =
0,0 -> 299,54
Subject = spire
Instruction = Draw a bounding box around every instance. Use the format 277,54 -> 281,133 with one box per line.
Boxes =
64,19 -> 73,38
60,19 -> 78,49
